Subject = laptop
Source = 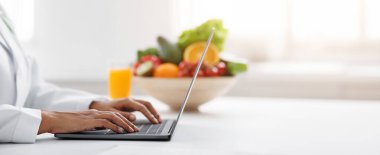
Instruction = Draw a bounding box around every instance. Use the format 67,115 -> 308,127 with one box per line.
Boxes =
54,28 -> 215,141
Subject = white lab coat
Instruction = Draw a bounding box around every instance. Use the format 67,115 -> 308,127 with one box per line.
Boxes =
0,6 -> 107,143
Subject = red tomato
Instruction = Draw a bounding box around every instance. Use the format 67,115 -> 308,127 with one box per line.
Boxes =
196,62 -> 208,70
197,70 -> 205,77
179,61 -> 190,70
216,62 -> 227,76
205,66 -> 219,77
178,70 -> 187,77
190,69 -> 205,77
178,61 -> 193,77
179,61 -> 211,77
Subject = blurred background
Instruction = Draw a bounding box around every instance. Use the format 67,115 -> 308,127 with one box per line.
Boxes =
2,0 -> 380,100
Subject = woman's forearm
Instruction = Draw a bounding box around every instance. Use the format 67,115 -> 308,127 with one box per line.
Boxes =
36,110 -> 138,135
38,111 -> 53,134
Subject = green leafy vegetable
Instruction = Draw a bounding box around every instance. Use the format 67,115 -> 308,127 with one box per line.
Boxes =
220,52 -> 248,75
137,47 -> 159,61
177,19 -> 228,51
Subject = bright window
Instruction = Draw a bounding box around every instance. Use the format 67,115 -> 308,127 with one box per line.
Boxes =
173,0 -> 380,63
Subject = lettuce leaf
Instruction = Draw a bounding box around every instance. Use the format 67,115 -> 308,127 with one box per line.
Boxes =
177,19 -> 228,51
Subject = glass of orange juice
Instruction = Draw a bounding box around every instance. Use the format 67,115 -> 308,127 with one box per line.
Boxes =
108,63 -> 133,99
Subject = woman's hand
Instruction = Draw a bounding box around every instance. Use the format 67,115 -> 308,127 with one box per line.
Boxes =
38,110 -> 139,134
89,98 -> 162,124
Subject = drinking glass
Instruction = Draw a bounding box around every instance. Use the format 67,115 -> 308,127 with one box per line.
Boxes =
108,63 -> 133,99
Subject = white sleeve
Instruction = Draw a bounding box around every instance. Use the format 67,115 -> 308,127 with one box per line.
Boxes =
24,54 -> 109,112
0,104 -> 41,143
25,82 -> 108,111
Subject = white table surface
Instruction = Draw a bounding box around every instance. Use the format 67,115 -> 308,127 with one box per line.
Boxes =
1,96 -> 380,155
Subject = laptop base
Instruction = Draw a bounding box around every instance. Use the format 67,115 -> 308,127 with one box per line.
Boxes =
54,119 -> 175,141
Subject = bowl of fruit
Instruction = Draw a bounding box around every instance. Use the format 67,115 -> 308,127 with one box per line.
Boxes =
133,19 -> 247,112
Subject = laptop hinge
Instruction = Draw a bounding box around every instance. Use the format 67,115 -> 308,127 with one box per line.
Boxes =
168,120 -> 177,134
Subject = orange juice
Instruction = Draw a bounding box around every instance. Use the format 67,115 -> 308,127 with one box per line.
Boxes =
108,67 -> 132,99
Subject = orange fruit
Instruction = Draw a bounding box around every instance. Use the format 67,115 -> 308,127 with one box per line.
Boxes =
154,63 -> 179,78
183,42 -> 220,66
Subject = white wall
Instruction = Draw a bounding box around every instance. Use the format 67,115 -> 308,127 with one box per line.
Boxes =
16,0 -> 380,99
27,0 -> 176,80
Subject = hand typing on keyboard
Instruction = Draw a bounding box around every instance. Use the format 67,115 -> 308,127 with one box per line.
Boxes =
39,98 -> 162,135
90,98 -> 162,124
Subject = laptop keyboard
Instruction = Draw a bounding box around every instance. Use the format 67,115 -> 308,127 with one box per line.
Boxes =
106,120 -> 167,135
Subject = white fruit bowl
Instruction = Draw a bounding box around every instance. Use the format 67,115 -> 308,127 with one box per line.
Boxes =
134,76 -> 237,112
